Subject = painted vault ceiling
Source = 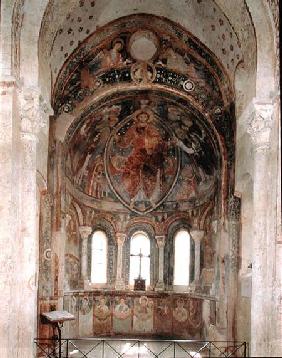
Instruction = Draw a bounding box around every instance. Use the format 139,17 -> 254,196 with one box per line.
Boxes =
49,13 -> 237,218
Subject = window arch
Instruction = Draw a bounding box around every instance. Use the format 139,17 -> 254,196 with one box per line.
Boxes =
173,229 -> 191,285
129,231 -> 151,286
91,230 -> 107,284
164,221 -> 194,288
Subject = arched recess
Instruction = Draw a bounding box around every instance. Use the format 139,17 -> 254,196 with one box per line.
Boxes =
87,218 -> 117,287
123,223 -> 157,288
164,219 -> 194,288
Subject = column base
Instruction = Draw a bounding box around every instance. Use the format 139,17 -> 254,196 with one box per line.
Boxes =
190,280 -> 201,292
155,281 -> 165,291
83,279 -> 91,289
115,279 -> 126,290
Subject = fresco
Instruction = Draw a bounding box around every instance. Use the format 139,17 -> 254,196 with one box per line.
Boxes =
154,297 -> 172,334
64,253 -> 80,290
113,297 -> 132,334
172,297 -> 189,336
79,295 -> 94,337
93,296 -> 111,335
63,295 -> 79,337
65,94 -> 218,213
68,293 -> 204,339
133,296 -> 154,333
105,108 -> 179,213
52,15 -> 229,117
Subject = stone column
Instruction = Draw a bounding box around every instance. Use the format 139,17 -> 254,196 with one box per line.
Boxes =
155,235 -> 166,291
247,101 -> 274,356
190,230 -> 205,284
227,195 -> 241,341
79,226 -> 92,284
115,233 -> 126,290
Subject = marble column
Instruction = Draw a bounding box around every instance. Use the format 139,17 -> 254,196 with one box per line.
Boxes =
190,230 -> 205,284
79,226 -> 92,284
155,235 -> 166,291
115,233 -> 126,290
247,101 -> 274,356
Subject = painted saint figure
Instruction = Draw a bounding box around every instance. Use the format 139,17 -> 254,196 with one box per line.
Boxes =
93,296 -> 111,334
155,298 -> 172,333
80,296 -> 92,315
173,298 -> 188,323
108,108 -> 177,211
113,297 -> 132,333
133,296 -> 153,333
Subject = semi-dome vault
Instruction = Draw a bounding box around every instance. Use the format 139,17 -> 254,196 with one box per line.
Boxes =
53,14 -> 235,220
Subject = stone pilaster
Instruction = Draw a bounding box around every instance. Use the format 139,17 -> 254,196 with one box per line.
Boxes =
190,230 -> 205,284
155,235 -> 166,291
115,233 -> 126,290
247,101 -> 274,356
15,86 -> 42,357
0,78 -> 19,358
79,226 -> 92,283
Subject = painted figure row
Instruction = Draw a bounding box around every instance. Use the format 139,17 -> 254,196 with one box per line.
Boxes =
64,294 -> 202,338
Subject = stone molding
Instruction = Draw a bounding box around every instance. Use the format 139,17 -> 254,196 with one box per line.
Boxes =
248,101 -> 274,152
79,225 -> 92,239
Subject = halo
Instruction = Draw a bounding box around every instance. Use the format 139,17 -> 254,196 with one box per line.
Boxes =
112,37 -> 124,49
139,295 -> 148,305
177,297 -> 184,305
134,109 -> 153,123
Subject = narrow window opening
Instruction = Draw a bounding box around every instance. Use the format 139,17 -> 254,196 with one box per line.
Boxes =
91,230 -> 107,284
174,229 -> 190,285
129,232 -> 150,286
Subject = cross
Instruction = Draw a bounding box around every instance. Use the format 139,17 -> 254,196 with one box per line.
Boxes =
130,248 -> 150,279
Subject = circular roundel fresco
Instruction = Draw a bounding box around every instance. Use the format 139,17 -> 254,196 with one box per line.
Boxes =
104,108 -> 180,214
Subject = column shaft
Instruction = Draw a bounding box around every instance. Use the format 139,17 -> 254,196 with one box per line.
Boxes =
115,233 -> 126,290
155,236 -> 165,291
190,230 -> 204,285
248,101 -> 274,356
79,226 -> 92,284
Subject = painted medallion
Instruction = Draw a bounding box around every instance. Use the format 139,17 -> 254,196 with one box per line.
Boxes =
105,108 -> 180,214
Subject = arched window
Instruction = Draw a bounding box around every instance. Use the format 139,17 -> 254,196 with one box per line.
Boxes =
129,232 -> 150,286
91,230 -> 107,284
173,229 -> 191,285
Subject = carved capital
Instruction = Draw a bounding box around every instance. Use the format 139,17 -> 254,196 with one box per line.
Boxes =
156,235 -> 166,248
248,101 -> 274,152
190,229 -> 205,242
79,226 -> 92,239
116,232 -> 126,245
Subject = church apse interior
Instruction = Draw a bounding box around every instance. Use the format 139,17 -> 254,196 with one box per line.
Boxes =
0,1 -> 280,357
